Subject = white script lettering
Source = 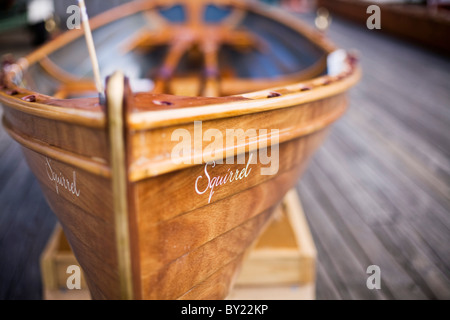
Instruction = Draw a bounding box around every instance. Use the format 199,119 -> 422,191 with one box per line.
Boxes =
195,153 -> 253,203
45,158 -> 80,197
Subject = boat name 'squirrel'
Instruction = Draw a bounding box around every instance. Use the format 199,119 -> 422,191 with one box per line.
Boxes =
195,153 -> 253,203
45,158 -> 81,197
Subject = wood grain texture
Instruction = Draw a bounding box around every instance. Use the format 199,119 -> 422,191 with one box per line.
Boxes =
38,186 -> 316,300
18,148 -> 119,299
179,254 -> 246,300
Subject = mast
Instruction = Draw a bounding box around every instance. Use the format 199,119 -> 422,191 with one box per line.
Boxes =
77,0 -> 105,104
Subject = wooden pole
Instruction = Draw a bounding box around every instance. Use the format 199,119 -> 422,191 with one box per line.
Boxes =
77,0 -> 105,103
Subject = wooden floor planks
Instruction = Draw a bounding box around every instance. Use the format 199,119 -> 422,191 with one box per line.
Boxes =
297,13 -> 450,300
0,8 -> 449,300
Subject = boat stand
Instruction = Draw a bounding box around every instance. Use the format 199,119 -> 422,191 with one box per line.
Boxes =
40,188 -> 317,300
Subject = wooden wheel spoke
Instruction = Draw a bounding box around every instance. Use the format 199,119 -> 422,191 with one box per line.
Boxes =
220,7 -> 247,30
201,41 -> 220,97
184,0 -> 205,27
138,1 -> 258,96
120,29 -> 172,55
152,39 -> 193,94
120,9 -> 171,55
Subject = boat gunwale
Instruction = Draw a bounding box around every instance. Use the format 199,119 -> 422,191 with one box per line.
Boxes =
1,87 -> 351,181
128,67 -> 360,130
129,92 -> 350,181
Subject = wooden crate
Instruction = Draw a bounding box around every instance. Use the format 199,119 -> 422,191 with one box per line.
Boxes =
40,225 -> 91,300
228,189 -> 317,300
40,189 -> 316,300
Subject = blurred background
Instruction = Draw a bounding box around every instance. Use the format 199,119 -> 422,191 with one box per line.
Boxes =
0,0 -> 449,300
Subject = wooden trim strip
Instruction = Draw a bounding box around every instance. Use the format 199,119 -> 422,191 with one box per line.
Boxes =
0,92 -> 105,128
284,189 -> 316,258
2,117 -> 110,178
106,71 -> 134,300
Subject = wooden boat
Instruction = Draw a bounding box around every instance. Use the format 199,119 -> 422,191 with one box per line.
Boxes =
0,0 -> 360,300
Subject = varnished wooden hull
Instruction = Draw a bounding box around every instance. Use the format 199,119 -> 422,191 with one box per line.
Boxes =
2,92 -> 345,299
0,0 -> 360,299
